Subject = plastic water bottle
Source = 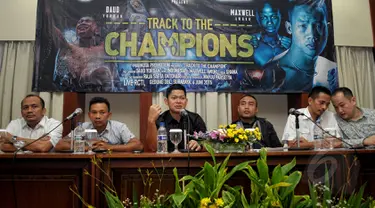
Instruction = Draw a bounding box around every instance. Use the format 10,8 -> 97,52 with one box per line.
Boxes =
313,122 -> 323,150
157,122 -> 168,153
74,122 -> 85,154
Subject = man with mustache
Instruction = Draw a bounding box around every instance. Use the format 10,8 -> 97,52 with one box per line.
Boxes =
261,0 -> 338,92
331,87 -> 375,147
282,86 -> 341,148
232,94 -> 281,148
0,95 -> 62,152
145,84 -> 207,152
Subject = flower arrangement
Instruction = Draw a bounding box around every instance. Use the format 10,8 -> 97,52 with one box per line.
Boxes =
192,124 -> 262,152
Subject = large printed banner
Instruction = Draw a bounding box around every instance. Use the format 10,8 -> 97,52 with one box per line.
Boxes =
33,0 -> 338,93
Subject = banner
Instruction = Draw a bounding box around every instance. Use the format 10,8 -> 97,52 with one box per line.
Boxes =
33,0 -> 338,93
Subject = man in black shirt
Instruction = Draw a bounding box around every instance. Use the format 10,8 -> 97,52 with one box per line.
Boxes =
145,84 -> 207,152
232,94 -> 281,148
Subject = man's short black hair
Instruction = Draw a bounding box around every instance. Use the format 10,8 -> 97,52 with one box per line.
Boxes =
166,84 -> 186,98
21,94 -> 45,109
288,0 -> 327,21
239,94 -> 258,107
308,86 -> 332,99
332,87 -> 354,99
89,97 -> 111,112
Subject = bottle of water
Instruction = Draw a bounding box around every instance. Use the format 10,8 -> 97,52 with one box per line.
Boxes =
157,122 -> 168,153
313,121 -> 323,150
74,122 -> 85,154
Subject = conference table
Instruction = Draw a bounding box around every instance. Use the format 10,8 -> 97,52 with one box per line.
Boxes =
0,149 -> 374,208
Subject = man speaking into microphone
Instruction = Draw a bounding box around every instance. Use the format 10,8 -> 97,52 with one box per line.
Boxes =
282,86 -> 341,148
145,84 -> 207,152
0,94 -> 62,152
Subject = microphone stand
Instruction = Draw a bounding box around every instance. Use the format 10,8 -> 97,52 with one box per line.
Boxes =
182,113 -> 191,176
70,118 -> 76,151
295,114 -> 301,148
300,114 -> 356,150
11,115 -> 77,208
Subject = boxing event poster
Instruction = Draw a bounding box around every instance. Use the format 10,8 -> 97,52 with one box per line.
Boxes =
33,0 -> 337,93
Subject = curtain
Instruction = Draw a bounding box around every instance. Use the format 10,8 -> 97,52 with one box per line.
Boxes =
336,46 -> 375,108
0,41 -> 64,129
152,92 -> 231,130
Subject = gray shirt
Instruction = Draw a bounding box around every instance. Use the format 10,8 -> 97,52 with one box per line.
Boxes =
335,108 -> 375,147
82,120 -> 135,145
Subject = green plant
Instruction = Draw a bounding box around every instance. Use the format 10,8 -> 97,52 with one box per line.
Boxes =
70,156 -> 124,208
240,148 -> 309,208
306,166 -> 374,208
169,143 -> 254,207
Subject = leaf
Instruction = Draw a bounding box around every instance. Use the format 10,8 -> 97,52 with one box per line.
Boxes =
353,183 -> 367,207
281,157 -> 296,176
269,182 -> 292,189
259,148 -> 267,161
204,143 -> 216,165
257,158 -> 269,184
308,182 -> 317,208
223,190 -> 236,207
240,188 -> 251,208
279,171 -> 302,200
173,168 -> 182,194
271,165 -> 282,185
104,188 -> 123,208
171,192 -> 187,207
132,182 -> 138,208
204,162 -> 216,194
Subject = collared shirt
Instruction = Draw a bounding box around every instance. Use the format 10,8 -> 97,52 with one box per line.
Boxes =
335,108 -> 375,148
282,108 -> 341,142
6,116 -> 62,147
156,110 -> 207,152
81,120 -> 135,145
232,117 -> 282,148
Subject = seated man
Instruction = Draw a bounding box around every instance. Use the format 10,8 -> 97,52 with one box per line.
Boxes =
0,94 -> 62,152
145,84 -> 206,152
331,87 -> 375,147
232,94 -> 281,148
282,86 -> 341,148
55,97 -> 143,152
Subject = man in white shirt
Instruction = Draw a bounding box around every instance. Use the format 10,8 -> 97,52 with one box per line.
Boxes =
0,95 -> 62,152
282,86 -> 341,148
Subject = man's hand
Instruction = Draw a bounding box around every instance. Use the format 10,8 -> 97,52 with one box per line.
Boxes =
323,138 -> 342,148
148,104 -> 162,123
92,141 -> 111,150
0,132 -> 12,143
188,140 -> 201,151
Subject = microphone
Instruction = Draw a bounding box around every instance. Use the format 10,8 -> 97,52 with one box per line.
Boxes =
289,108 -> 304,116
180,109 -> 188,116
64,108 -> 83,121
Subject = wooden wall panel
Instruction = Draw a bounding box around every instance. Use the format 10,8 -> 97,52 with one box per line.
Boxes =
62,92 -> 86,136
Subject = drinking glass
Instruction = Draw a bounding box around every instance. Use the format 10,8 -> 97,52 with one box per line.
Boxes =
324,128 -> 337,150
245,128 -> 255,151
85,129 -> 98,154
169,129 -> 182,153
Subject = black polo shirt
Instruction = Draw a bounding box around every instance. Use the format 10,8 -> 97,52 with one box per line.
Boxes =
156,110 -> 207,152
